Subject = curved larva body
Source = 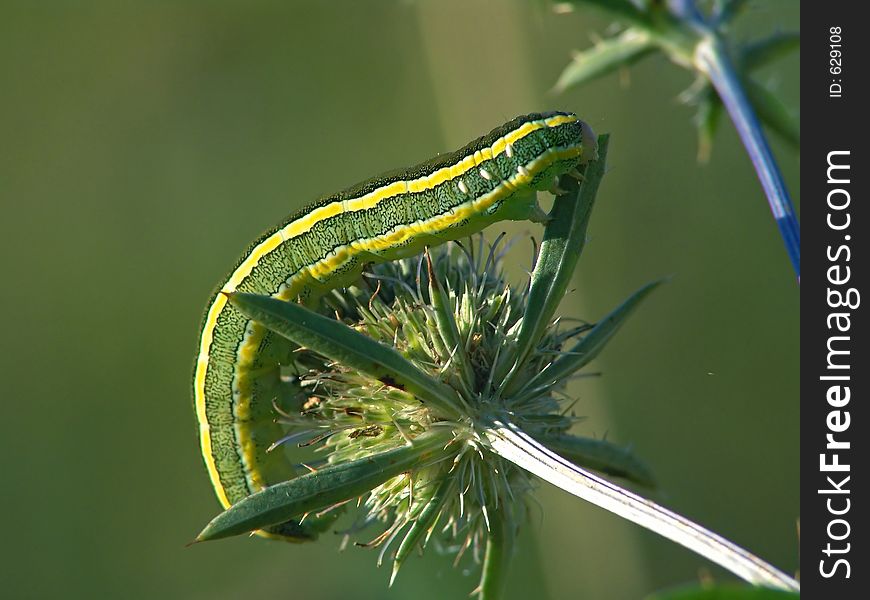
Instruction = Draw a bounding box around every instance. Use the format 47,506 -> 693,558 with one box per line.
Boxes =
194,112 -> 594,539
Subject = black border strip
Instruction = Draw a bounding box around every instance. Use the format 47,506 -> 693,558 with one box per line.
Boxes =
802,3 -> 867,597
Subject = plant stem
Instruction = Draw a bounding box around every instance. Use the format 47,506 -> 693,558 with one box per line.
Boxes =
694,35 -> 801,280
485,419 -> 800,592
478,502 -> 515,600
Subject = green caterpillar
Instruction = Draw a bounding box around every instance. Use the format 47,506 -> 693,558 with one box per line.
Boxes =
194,111 -> 595,540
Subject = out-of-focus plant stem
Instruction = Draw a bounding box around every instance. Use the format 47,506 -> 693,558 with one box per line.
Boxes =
554,0 -> 800,280
694,34 -> 801,280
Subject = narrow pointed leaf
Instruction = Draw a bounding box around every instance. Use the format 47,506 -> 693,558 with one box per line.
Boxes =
554,29 -> 655,92
485,420 -> 800,591
391,476 -> 456,585
228,292 -> 461,419
197,428 -> 453,541
425,251 -> 474,390
713,0 -> 750,24
744,77 -> 799,147
648,584 -> 801,600
539,434 -> 656,487
742,32 -> 800,72
556,1 -> 653,28
498,135 -> 609,393
694,87 -> 723,163
520,279 -> 661,394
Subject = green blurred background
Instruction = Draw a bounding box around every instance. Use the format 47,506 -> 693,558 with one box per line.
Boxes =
0,1 -> 798,598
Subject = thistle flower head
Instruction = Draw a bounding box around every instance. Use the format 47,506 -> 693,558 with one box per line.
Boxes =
294,240 -> 582,580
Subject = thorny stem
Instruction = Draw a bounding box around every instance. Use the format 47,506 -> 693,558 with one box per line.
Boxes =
561,1 -> 800,280
485,419 -> 800,592
695,34 -> 801,280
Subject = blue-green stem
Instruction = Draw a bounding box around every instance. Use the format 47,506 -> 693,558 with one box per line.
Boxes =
694,34 -> 801,279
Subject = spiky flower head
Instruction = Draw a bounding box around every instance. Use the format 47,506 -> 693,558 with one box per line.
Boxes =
196,137 -> 655,596
299,239 -> 651,586
195,135 -> 800,597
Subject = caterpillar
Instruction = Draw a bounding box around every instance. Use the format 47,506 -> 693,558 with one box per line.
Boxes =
194,111 -> 596,540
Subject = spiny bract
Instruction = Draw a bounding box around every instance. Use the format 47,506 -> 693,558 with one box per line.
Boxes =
268,238 -> 651,586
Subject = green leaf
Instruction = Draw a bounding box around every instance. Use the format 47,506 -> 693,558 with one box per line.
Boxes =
744,77 -> 799,147
554,29 -> 656,92
713,0 -> 751,24
227,292 -> 462,420
517,279 -> 661,396
390,476 -> 457,585
497,134 -> 610,395
693,85 -> 724,163
539,434 -> 656,487
647,584 -> 800,600
738,33 -> 800,148
742,32 -> 800,72
555,0 -> 653,28
424,250 -> 474,397
196,428 -> 453,541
